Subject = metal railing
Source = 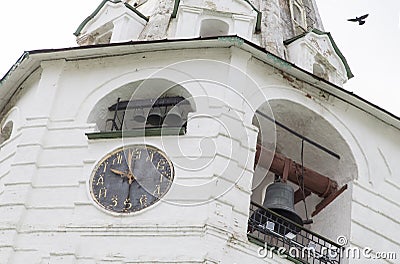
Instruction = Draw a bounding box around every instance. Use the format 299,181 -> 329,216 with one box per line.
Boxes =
104,97 -> 189,133
248,202 -> 342,264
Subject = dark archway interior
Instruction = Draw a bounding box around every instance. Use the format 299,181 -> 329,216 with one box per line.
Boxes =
251,99 -> 357,241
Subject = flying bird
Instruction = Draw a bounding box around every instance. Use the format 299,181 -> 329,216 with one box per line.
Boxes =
347,14 -> 369,25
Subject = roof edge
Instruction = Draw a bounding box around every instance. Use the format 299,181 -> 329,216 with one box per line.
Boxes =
1,36 -> 398,129
73,0 -> 148,37
284,28 -> 354,80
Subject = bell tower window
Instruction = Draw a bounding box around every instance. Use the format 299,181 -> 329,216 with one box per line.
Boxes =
248,100 -> 356,263
86,79 -> 195,139
313,63 -> 329,81
0,121 -> 13,145
290,0 -> 306,31
104,96 -> 190,134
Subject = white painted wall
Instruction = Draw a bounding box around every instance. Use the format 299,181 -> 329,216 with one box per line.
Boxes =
285,32 -> 348,87
172,1 -> 257,40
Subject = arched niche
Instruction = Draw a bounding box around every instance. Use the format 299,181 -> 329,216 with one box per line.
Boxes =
313,63 -> 329,81
87,78 -> 196,133
290,0 -> 306,30
250,99 -> 357,242
0,121 -> 13,145
199,19 -> 229,38
0,107 -> 20,145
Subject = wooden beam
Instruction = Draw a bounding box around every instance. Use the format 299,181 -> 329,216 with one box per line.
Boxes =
294,188 -> 312,204
255,144 -> 338,198
311,184 -> 348,217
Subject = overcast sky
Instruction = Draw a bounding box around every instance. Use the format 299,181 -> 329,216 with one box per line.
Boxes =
0,0 -> 399,117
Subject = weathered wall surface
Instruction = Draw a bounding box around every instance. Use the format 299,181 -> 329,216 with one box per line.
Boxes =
134,0 -> 325,56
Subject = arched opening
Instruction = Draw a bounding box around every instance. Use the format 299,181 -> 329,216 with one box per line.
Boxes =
199,19 -> 229,38
87,78 -> 196,136
248,99 -> 356,261
313,63 -> 329,81
293,4 -> 303,24
92,22 -> 114,45
290,0 -> 306,31
0,121 -> 13,145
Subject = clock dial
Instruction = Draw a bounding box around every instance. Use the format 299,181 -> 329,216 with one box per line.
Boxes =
90,145 -> 174,213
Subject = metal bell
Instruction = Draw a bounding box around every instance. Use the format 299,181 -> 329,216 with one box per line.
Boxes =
133,109 -> 146,123
263,182 -> 303,228
163,106 -> 183,127
147,107 -> 163,126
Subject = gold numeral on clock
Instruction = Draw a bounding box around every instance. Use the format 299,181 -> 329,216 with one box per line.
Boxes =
160,171 -> 171,183
98,187 -> 107,198
111,195 -> 118,207
103,161 -> 109,172
157,159 -> 167,170
124,198 -> 132,210
153,184 -> 161,197
96,175 -> 104,186
132,148 -> 141,160
140,195 -> 148,207
113,153 -> 123,164
146,150 -> 154,162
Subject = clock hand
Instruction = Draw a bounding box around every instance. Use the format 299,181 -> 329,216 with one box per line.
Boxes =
124,177 -> 134,211
110,168 -> 137,186
128,149 -> 133,173
126,171 -> 137,184
110,168 -> 129,178
125,150 -> 137,184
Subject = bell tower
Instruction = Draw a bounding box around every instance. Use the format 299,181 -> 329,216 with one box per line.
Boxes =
75,0 -> 351,85
7,1 -> 400,264
258,0 -> 324,57
75,0 -> 325,55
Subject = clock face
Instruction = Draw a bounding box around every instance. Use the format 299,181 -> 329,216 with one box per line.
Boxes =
89,145 -> 174,214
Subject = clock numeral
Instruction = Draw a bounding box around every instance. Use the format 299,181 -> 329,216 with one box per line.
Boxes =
146,150 -> 155,163
111,195 -> 118,207
153,184 -> 161,197
167,171 -> 172,180
157,159 -> 167,170
103,161 -> 109,173
160,171 -> 172,183
113,152 -> 123,164
131,148 -> 141,160
96,174 -> 104,186
124,198 -> 132,210
140,194 -> 148,207
98,187 -> 107,198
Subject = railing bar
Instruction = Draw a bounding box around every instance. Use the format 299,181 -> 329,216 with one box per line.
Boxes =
248,203 -> 341,263
250,201 -> 342,248
108,96 -> 189,111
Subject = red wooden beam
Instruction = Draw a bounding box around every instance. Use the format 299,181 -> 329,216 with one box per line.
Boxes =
294,188 -> 312,204
255,144 -> 339,198
311,184 -> 348,217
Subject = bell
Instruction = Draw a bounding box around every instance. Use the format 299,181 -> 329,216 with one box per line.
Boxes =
262,182 -> 303,233
248,181 -> 305,235
263,182 -> 303,225
147,107 -> 163,126
163,106 -> 183,127
133,109 -> 146,123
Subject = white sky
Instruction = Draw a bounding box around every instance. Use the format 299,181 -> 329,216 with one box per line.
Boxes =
0,0 -> 399,117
